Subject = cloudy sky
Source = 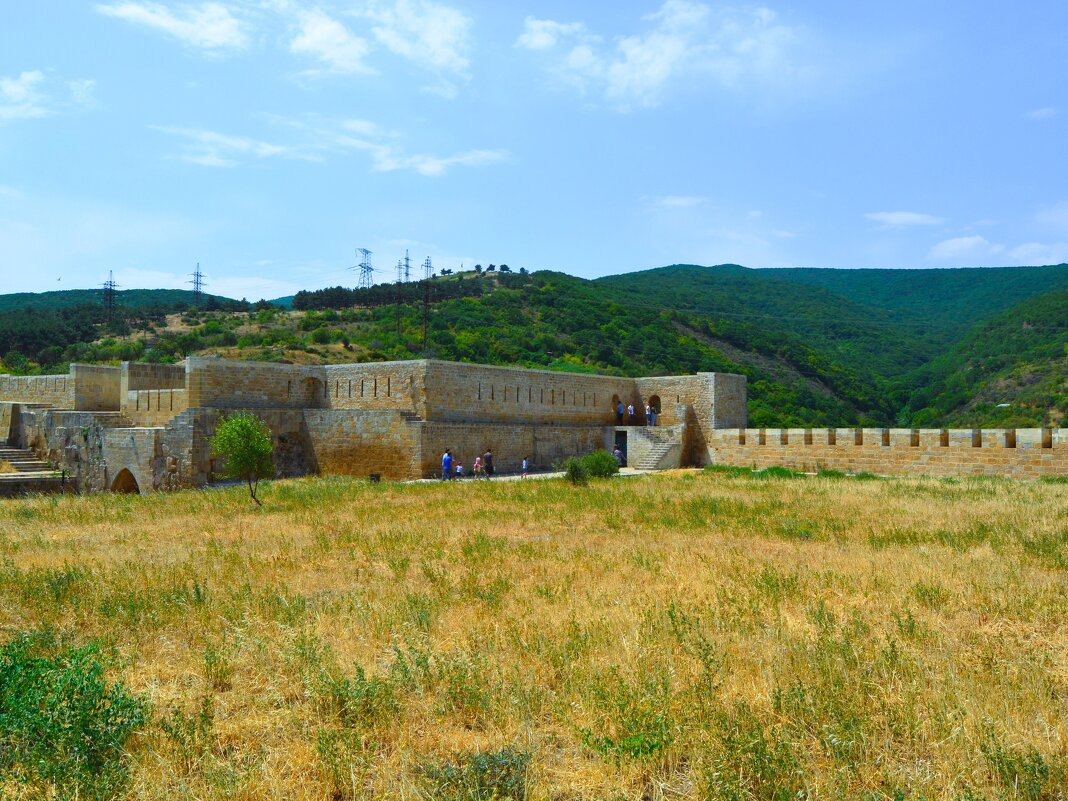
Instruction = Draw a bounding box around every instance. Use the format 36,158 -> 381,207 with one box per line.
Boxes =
2,2 -> 1066,299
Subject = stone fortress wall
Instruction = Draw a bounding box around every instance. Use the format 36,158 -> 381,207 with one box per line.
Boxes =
707,426 -> 1068,479
0,357 -> 735,492
2,355 -> 1065,494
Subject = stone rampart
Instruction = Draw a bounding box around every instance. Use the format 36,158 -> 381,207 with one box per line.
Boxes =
321,362 -> 423,414
121,362 -> 186,392
71,365 -> 121,411
0,373 -> 74,408
416,420 -> 609,477
707,427 -> 1068,479
420,361 -> 720,427
123,389 -> 190,427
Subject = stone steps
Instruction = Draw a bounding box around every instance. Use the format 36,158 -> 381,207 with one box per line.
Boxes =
0,447 -> 54,473
634,441 -> 676,471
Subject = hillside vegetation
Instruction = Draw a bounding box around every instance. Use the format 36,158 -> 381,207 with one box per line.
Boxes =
1,263 -> 1066,427
1,471 -> 1067,799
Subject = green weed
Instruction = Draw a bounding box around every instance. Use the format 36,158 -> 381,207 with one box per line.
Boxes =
422,748 -> 531,801
0,630 -> 149,799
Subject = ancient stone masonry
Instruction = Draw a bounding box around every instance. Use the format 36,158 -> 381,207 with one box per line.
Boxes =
0,358 -> 738,492
5,356 -> 1062,494
706,427 -> 1068,479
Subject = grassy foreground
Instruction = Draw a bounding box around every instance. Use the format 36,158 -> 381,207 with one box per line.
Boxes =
1,471 -> 1067,799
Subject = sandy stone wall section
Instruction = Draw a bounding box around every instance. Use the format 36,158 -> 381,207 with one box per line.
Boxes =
71,365 -> 121,411
707,427 -> 1068,479
0,373 -> 74,408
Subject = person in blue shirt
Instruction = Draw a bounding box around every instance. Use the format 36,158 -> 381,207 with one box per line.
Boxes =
442,449 -> 453,480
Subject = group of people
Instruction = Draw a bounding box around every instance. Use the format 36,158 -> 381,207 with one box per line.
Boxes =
615,400 -> 659,427
441,448 -> 531,480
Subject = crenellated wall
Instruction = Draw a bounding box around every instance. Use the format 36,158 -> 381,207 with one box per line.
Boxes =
0,373 -> 74,408
707,427 -> 1068,479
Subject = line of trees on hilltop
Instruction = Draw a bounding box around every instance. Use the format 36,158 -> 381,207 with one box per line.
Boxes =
293,270 -> 534,310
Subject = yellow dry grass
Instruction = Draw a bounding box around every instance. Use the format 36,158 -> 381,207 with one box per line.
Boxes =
0,460 -> 16,474
1,470 -> 1067,799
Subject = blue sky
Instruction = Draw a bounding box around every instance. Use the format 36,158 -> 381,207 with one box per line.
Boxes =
2,1 -> 1067,300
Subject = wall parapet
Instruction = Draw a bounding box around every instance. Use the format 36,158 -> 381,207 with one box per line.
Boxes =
0,373 -> 73,408
708,427 -> 1066,479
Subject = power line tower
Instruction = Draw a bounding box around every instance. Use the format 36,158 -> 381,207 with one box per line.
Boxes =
403,249 -> 411,283
422,256 -> 433,355
189,263 -> 205,307
102,270 -> 118,325
395,259 -> 404,335
353,248 -> 374,289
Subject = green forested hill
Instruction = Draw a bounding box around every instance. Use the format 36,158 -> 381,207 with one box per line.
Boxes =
901,288 -> 1068,427
0,288 -> 237,314
2,264 -> 1066,427
772,264 -> 1068,343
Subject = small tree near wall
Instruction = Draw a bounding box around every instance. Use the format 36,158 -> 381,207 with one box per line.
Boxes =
211,412 -> 274,505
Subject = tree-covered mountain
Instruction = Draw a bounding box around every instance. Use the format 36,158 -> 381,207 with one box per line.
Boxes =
900,288 -> 1068,427
2,263 -> 1066,427
0,288 -> 238,314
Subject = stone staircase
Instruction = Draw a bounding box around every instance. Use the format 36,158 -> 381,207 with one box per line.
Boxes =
0,445 -> 66,496
628,424 -> 685,471
633,439 -> 677,470
0,446 -> 55,473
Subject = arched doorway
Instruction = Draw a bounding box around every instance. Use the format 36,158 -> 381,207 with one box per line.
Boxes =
111,468 -> 140,494
301,377 -> 322,405
648,395 -> 662,426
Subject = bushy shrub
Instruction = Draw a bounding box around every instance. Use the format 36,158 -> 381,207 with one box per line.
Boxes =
580,449 -> 620,478
422,748 -> 531,801
563,457 -> 589,485
0,630 -> 149,800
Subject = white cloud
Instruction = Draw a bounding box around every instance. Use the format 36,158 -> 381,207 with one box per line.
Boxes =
928,235 -> 1004,262
519,1 -> 818,110
0,71 -> 96,121
155,117 -> 507,175
516,17 -> 588,51
0,71 -> 48,120
361,0 -> 471,75
866,210 -> 945,227
1037,200 -> 1068,233
1026,106 -> 1058,120
152,126 -> 316,167
290,8 -> 373,74
96,2 -> 249,52
1007,242 -> 1068,265
326,129 -> 506,176
652,195 -> 707,208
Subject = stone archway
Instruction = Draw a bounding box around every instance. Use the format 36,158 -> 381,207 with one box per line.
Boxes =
111,468 -> 140,494
648,395 -> 662,426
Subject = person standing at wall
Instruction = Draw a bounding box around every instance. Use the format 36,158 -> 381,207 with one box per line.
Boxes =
616,400 -> 624,424
442,449 -> 453,480
645,402 -> 651,427
650,402 -> 657,427
483,448 -> 494,478
613,445 -> 625,467
455,459 -> 464,479
627,403 -> 635,423
472,454 -> 483,478
522,456 -> 529,478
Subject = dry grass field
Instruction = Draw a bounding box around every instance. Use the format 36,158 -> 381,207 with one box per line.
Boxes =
1,468 -> 1067,800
